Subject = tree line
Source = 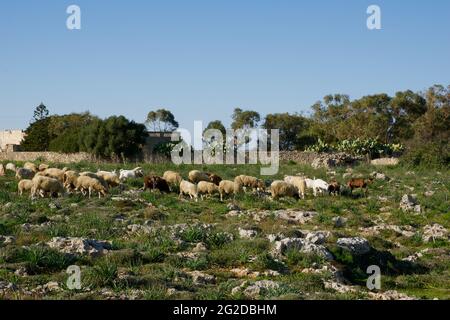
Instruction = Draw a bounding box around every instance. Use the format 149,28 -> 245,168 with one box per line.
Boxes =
21,84 -> 449,166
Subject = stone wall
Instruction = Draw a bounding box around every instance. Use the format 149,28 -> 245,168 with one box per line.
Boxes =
279,151 -> 319,164
0,152 -> 95,163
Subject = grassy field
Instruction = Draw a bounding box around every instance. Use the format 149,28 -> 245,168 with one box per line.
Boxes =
0,160 -> 449,300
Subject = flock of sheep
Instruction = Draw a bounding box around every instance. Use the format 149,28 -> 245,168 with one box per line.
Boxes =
1,161 -> 374,201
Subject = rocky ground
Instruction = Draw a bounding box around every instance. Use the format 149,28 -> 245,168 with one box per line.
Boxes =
0,162 -> 448,300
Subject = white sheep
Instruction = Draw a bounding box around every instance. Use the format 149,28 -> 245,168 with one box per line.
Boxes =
284,175 -> 307,199
24,162 -> 38,173
188,170 -> 210,184
310,178 -> 329,197
97,170 -> 121,188
197,181 -> 219,200
42,168 -> 67,182
15,168 -> 35,180
270,180 -> 299,200
75,175 -> 108,198
119,167 -> 144,181
31,175 -> 65,199
38,163 -> 49,171
6,163 -> 16,172
234,175 -> 265,192
218,180 -> 243,201
163,171 -> 183,190
63,170 -> 79,192
179,180 -> 198,202
18,179 -> 33,196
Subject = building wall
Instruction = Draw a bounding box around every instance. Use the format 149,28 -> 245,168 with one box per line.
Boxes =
0,130 -> 25,151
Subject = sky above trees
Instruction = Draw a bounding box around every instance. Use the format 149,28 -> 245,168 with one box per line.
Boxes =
1,1 -> 449,132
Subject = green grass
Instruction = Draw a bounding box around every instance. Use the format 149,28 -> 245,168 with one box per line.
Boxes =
0,160 -> 448,300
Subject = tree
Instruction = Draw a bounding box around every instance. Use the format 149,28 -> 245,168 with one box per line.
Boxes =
310,94 -> 352,143
263,113 -> 313,150
33,103 -> 49,122
146,109 -> 179,132
204,120 -> 226,136
231,108 -> 260,130
402,85 -> 449,167
21,118 -> 51,151
79,116 -> 148,159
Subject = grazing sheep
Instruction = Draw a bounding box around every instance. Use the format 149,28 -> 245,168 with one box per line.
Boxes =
18,179 -> 33,196
143,175 -> 170,193
0,164 -> 5,176
42,168 -> 67,182
234,175 -> 265,192
188,170 -> 210,184
38,164 -> 49,171
209,174 -> 223,186
97,170 -> 121,188
163,171 -> 183,190
218,180 -> 243,201
31,175 -> 65,199
270,180 -> 299,200
63,170 -> 79,192
179,180 -> 199,202
284,176 -> 307,199
15,168 -> 35,180
75,176 -> 108,198
328,181 -> 341,196
305,178 -> 329,197
6,163 -> 16,172
197,181 -> 219,200
80,172 -> 108,189
24,162 -> 38,173
119,167 -> 144,181
347,178 -> 373,195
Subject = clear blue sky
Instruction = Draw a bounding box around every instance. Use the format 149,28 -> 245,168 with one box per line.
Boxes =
1,0 -> 449,132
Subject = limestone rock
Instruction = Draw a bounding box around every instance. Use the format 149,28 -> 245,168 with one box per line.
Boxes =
422,224 -> 448,243
238,228 -> 257,239
337,237 -> 371,255
243,280 -> 280,298
400,194 -> 421,213
47,237 -> 112,257
370,158 -> 399,166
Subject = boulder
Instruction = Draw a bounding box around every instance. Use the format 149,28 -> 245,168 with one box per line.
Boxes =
243,280 -> 280,298
47,237 -> 112,257
187,271 -> 215,285
311,153 -> 362,169
273,236 -> 333,260
422,224 -> 448,243
275,210 -> 318,224
370,158 -> 399,166
371,171 -> 389,181
238,228 -> 258,239
400,194 -> 421,213
0,235 -> 15,245
336,237 -> 371,255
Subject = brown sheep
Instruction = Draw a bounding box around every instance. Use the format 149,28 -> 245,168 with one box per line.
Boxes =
347,178 -> 373,195
328,181 -> 341,196
143,175 -> 170,193
209,174 -> 222,186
